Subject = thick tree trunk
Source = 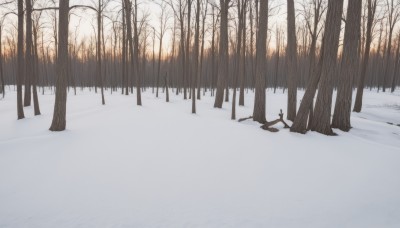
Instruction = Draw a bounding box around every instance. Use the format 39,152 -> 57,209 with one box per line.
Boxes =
286,0 -> 298,121
50,0 -> 69,131
214,0 -> 229,108
291,41 -> 324,134
310,0 -> 344,135
332,0 -> 362,131
252,0 -> 268,123
17,0 -> 25,119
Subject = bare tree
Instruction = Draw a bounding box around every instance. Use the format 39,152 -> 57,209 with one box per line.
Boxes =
353,0 -> 379,112
391,33 -> 400,92
214,0 -> 230,108
155,2 -> 169,98
286,0 -> 298,121
0,23 -> 5,98
191,0 -> 201,113
382,0 -> 400,92
50,0 -> 69,131
133,0 -> 141,105
17,0 -> 25,119
232,0 -> 246,119
331,0 -> 362,131
252,0 -> 268,123
310,0 -> 344,135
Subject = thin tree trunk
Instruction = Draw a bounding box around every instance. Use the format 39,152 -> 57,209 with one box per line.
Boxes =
0,26 -> 5,98
32,20 -> 41,115
133,0 -> 141,105
391,34 -> 400,92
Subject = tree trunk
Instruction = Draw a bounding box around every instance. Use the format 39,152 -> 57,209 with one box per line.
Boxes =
133,0 -> 141,105
286,0 -> 298,121
192,0 -> 201,114
291,39 -> 325,134
310,0 -> 344,135
32,20 -> 41,115
50,0 -> 69,131
17,0 -> 25,119
383,28 -> 394,92
232,0 -> 245,119
238,2 -> 247,106
214,0 -> 229,108
0,26 -> 5,98
252,0 -> 268,123
332,0 -> 362,131
24,0 -> 33,107
97,0 -> 105,105
124,0 -> 136,101
391,34 -> 400,92
165,73 -> 169,102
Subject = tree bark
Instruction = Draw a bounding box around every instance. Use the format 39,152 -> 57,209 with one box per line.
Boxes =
310,0 -> 344,135
332,0 -> 362,131
133,0 -> 141,105
252,0 -> 268,123
0,26 -> 5,98
24,0 -> 33,107
214,0 -> 229,108
192,0 -> 201,114
17,0 -> 25,119
49,0 -> 69,131
286,0 -> 298,121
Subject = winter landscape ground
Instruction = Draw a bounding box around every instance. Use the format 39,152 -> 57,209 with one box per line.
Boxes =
0,88 -> 399,228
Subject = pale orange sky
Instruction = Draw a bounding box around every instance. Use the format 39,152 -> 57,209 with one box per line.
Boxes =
0,0 -> 390,56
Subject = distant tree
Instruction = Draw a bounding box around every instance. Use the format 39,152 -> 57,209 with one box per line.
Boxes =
155,2 -> 169,98
232,0 -> 246,119
354,1 -> 378,111
0,24 -> 4,98
192,0 -> 200,114
382,0 -> 400,92
391,33 -> 400,92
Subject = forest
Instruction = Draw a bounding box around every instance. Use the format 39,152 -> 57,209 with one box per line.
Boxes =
0,0 -> 397,134
0,0 -> 399,227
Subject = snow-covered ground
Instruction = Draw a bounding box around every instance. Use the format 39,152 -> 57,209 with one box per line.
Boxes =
0,87 -> 399,228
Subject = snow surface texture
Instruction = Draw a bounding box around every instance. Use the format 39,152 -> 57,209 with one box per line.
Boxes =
0,88 -> 400,228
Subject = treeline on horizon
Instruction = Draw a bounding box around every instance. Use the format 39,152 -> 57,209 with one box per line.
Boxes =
0,0 -> 398,135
